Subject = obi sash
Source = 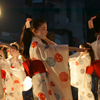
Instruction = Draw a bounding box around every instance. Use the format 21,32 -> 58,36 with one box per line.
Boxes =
22,60 -> 46,77
86,60 -> 100,79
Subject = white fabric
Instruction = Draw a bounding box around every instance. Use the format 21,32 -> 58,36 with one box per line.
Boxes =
0,69 -> 4,99
96,35 -> 100,100
96,35 -> 100,60
0,58 -> 26,100
32,73 -> 57,100
69,53 -> 95,100
29,37 -> 73,100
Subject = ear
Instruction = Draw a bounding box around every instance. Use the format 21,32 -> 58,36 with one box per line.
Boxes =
32,29 -> 37,34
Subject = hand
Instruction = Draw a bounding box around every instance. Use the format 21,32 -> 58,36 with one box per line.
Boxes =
42,36 -> 46,40
0,43 -> 16,50
43,37 -> 47,40
77,48 -> 90,52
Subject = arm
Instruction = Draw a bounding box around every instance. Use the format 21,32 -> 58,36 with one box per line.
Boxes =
44,38 -> 89,52
0,43 -> 14,49
69,47 -> 89,52
0,43 -> 9,47
44,37 -> 57,45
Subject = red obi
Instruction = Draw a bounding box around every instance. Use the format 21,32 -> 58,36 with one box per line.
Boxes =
86,60 -> 100,79
86,65 -> 94,75
22,60 -> 46,77
1,70 -> 6,79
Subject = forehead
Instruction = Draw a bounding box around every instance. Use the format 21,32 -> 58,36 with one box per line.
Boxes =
9,47 -> 17,51
39,23 -> 47,28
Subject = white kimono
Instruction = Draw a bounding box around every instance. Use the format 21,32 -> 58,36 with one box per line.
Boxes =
69,53 -> 95,100
0,69 -> 6,100
0,58 -> 4,100
29,37 -> 73,100
96,35 -> 100,100
0,58 -> 26,100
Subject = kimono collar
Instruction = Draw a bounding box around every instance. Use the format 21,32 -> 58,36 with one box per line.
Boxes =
81,53 -> 89,58
32,37 -> 41,42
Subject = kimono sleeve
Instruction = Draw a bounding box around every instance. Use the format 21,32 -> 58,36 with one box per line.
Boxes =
37,44 -> 73,100
0,70 -> 4,99
69,55 -> 90,88
30,40 -> 73,99
10,68 -> 26,82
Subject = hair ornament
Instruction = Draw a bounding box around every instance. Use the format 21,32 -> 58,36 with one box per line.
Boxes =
25,18 -> 32,29
88,16 -> 96,29
87,42 -> 91,46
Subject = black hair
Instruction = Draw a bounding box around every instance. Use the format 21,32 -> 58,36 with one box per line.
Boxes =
11,44 -> 19,50
20,18 -> 46,59
93,13 -> 100,35
80,43 -> 95,64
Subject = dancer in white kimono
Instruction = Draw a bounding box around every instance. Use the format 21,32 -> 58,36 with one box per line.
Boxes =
0,47 -> 8,100
20,18 -> 89,100
88,13 -> 100,100
0,42 -> 26,100
0,42 -> 17,100
69,43 -> 95,100
6,42 -> 25,100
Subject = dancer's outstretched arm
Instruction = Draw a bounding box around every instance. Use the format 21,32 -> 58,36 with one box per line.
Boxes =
44,37 -> 89,52
0,42 -> 14,49
69,47 -> 90,52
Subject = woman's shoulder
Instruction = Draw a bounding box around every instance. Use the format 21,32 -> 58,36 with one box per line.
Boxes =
86,54 -> 91,59
82,53 -> 90,59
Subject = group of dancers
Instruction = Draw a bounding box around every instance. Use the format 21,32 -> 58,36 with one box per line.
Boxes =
0,13 -> 100,100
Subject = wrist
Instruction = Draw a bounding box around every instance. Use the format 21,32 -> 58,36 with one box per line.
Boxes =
75,47 -> 79,51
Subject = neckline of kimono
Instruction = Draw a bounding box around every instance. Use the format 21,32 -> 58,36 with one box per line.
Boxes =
81,53 -> 89,58
9,58 -> 21,68
32,37 -> 41,42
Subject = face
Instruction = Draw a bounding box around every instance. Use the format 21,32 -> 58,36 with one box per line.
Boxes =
34,23 -> 48,39
9,47 -> 19,58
